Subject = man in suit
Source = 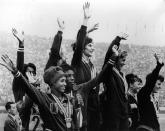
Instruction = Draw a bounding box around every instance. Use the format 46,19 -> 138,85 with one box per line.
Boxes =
4,102 -> 20,131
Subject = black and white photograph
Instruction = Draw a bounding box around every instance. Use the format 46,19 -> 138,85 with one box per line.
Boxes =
0,0 -> 165,131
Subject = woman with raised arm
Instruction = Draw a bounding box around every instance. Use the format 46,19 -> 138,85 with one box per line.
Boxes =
11,29 -> 43,131
12,28 -> 25,102
137,54 -> 164,131
0,43 -> 118,131
71,2 -> 101,131
0,54 -> 73,131
45,18 -> 66,71
101,33 -> 132,131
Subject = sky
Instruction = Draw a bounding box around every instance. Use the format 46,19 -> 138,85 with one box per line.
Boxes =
1,0 -> 165,46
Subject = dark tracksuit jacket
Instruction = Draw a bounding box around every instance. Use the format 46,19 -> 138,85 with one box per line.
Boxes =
101,36 -> 130,131
12,31 -> 71,131
71,25 -> 100,131
12,41 -> 32,131
72,60 -> 112,130
45,30 -> 63,71
12,41 -> 25,102
73,63 -> 113,129
127,93 -> 139,130
137,62 -> 164,130
14,73 -> 73,131
13,54 -> 112,131
12,40 -> 40,131
45,28 -> 104,131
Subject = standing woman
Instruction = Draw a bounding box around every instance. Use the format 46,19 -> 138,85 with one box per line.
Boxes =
11,29 -> 42,131
101,34 -> 131,131
45,18 -> 66,71
71,2 -> 100,131
1,56 -> 74,131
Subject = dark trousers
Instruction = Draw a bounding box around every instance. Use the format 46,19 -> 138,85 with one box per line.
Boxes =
74,126 -> 87,131
87,111 -> 100,131
101,117 -> 129,131
129,129 -> 136,131
129,126 -> 138,131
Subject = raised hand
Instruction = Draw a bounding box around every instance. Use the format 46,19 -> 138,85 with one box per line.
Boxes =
87,23 -> 99,34
112,45 -> 119,57
0,54 -> 16,73
83,2 -> 91,20
12,28 -> 24,43
26,72 -> 37,84
57,18 -> 65,31
118,32 -> 129,40
154,53 -> 163,65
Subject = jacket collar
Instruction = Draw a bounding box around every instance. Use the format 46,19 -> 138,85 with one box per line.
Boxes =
113,67 -> 128,93
8,113 -> 18,128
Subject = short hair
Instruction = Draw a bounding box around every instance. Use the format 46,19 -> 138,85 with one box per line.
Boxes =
126,74 -> 138,85
126,73 -> 141,89
157,75 -> 164,82
71,36 -> 93,52
43,66 -> 65,86
5,102 -> 14,111
60,63 -> 74,72
23,63 -> 36,75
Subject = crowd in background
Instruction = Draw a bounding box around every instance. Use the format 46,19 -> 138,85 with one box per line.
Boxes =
0,2 -> 164,131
